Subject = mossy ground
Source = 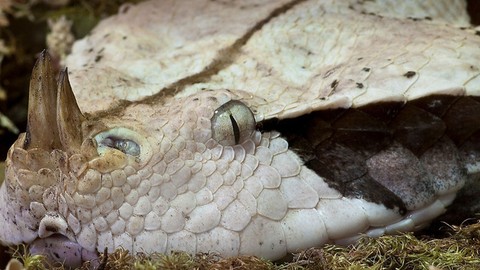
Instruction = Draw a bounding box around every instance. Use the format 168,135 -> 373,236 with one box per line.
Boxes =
3,220 -> 480,270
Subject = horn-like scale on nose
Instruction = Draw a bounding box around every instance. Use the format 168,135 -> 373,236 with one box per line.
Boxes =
25,50 -> 60,150
57,68 -> 86,152
24,50 -> 86,152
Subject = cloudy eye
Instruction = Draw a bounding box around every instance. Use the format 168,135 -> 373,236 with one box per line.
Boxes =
94,127 -> 144,157
101,137 -> 140,156
211,100 -> 256,146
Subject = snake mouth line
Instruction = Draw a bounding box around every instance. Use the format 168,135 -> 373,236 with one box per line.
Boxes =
335,191 -> 459,246
30,234 -> 99,268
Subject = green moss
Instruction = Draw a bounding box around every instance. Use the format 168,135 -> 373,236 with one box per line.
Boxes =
9,245 -> 48,270
8,221 -> 480,270
286,222 -> 480,270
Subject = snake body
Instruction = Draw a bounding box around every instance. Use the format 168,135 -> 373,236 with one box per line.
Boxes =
1,0 -> 480,267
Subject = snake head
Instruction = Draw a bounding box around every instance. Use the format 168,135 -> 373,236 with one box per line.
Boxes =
1,0 -> 477,263
0,51 -> 102,267
0,50 -> 267,266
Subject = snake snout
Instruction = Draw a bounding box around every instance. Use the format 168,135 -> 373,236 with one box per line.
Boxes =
31,214 -> 99,268
30,235 -> 99,269
37,213 -> 69,239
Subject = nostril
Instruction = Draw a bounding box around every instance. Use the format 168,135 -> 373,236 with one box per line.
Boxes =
38,213 -> 68,238
45,225 -> 58,233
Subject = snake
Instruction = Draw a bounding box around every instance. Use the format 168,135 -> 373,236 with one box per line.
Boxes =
1,0 -> 479,268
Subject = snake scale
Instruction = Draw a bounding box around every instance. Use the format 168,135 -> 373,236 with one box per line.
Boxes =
1,0 -> 480,267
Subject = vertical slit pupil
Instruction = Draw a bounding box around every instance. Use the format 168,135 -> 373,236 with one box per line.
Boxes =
229,113 -> 240,144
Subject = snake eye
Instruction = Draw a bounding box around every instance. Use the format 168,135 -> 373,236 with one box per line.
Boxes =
94,127 -> 142,157
100,137 -> 140,156
211,100 -> 256,146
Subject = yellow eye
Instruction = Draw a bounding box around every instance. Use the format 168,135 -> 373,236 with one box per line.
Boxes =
211,100 -> 256,146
